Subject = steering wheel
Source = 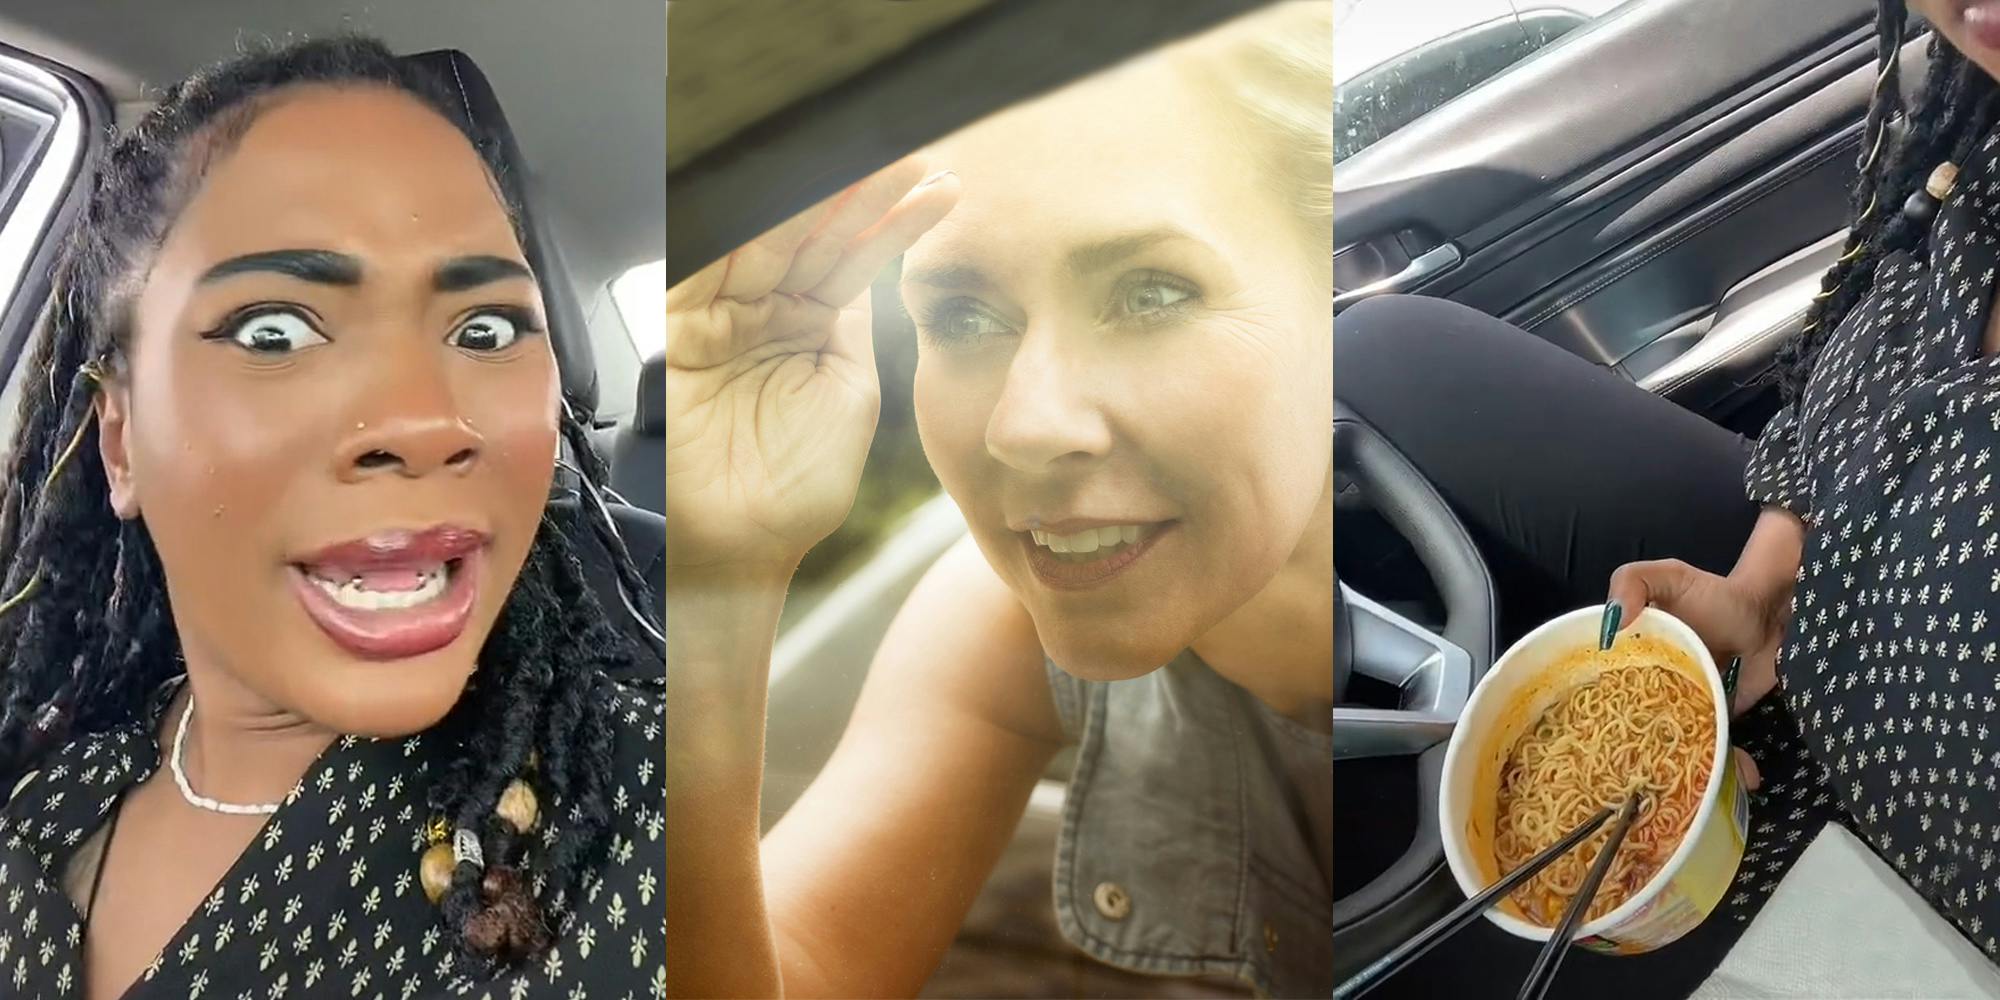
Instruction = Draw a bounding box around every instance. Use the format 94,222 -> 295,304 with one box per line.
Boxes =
1332,401 -> 1498,981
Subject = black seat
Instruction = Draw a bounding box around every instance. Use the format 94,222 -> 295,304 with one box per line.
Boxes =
403,50 -> 663,675
548,497 -> 664,666
612,354 -> 664,514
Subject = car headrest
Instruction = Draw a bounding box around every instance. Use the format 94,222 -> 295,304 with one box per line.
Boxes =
400,50 -> 599,416
634,353 -> 664,435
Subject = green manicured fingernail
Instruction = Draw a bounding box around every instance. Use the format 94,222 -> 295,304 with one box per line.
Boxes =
1599,602 -> 1623,650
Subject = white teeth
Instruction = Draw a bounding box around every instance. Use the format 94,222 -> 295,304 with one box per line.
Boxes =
1028,524 -> 1151,561
310,564 -> 449,611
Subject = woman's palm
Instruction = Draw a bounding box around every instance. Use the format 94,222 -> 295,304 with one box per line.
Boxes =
665,161 -> 959,572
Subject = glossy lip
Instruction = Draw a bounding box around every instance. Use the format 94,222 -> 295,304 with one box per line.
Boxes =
1019,521 -> 1176,591
289,525 -> 489,661
1964,0 -> 2000,48
295,525 -> 489,571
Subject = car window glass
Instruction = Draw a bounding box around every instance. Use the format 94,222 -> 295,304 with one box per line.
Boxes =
613,258 -> 665,361
1335,0 -> 1639,163
0,46 -> 87,456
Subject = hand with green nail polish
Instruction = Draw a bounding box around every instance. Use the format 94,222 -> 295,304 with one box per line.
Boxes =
1606,559 -> 1785,715
1606,559 -> 1787,792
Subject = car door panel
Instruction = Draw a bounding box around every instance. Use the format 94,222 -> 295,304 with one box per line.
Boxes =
1336,0 -> 1889,424
1336,0 -> 1870,274
1486,34 -> 1911,396
1636,231 -> 1842,416
1498,117 -> 1857,368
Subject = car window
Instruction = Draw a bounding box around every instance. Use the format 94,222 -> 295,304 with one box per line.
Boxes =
613,258 -> 665,361
584,257 -> 667,426
0,44 -> 88,452
0,48 -> 83,324
1334,0 -> 1637,163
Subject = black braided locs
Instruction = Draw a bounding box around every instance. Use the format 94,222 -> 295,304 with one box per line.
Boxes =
1779,2 -> 2000,399
0,37 -> 643,975
432,510 -> 627,970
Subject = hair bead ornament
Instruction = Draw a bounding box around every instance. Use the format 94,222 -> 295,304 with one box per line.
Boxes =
418,759 -> 541,912
496,778 -> 539,834
1901,160 -> 1961,230
420,825 -> 456,905
453,826 -> 485,870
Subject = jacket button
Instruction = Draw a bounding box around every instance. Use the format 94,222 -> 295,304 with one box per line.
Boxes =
1093,881 -> 1131,921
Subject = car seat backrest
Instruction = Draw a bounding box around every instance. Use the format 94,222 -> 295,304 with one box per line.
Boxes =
611,354 -> 664,514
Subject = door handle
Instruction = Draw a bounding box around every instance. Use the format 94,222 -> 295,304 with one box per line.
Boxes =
1332,242 -> 1462,311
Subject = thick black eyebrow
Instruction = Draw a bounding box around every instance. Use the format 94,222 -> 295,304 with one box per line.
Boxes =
434,255 -> 533,293
198,249 -> 361,286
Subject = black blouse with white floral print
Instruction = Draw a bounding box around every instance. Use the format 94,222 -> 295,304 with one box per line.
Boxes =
1735,122 -> 2000,963
0,674 -> 663,999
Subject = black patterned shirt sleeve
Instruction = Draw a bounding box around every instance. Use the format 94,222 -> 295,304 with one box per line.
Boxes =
1745,401 -> 1812,519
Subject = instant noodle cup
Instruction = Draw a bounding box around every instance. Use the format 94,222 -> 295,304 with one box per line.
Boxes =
1438,605 -> 1749,954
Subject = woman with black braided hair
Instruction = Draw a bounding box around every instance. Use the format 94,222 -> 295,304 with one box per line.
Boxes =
1341,0 -> 2000,996
0,36 -> 662,999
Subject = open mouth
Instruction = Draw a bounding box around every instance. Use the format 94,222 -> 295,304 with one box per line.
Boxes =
1020,521 -> 1174,589
288,526 -> 489,660
1029,523 -> 1154,562
304,562 -> 458,610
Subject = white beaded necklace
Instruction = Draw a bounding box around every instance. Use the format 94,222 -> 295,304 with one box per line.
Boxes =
170,696 -> 282,816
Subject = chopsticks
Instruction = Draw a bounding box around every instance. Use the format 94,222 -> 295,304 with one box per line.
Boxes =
1334,803 -> 1618,1000
1516,792 -> 1645,1000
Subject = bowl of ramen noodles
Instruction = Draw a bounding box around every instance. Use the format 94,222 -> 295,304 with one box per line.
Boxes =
1438,605 -> 1750,954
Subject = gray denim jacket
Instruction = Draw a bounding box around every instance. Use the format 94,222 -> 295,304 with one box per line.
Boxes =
1045,650 -> 1333,998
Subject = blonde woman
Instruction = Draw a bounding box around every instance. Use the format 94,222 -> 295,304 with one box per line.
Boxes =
667,4 -> 1332,997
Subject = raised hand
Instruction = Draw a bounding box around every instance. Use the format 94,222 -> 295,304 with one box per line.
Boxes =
665,159 -> 959,578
